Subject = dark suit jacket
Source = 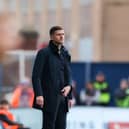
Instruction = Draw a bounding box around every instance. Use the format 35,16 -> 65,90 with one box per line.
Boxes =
32,40 -> 72,112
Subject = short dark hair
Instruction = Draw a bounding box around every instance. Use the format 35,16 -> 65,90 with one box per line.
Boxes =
49,26 -> 63,36
0,100 -> 9,105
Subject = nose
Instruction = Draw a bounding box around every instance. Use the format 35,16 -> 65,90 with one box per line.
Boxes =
60,36 -> 63,39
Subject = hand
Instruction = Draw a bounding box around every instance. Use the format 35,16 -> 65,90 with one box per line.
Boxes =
61,86 -> 71,97
36,96 -> 44,108
68,99 -> 74,108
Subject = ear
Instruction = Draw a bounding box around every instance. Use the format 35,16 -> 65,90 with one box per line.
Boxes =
50,35 -> 53,40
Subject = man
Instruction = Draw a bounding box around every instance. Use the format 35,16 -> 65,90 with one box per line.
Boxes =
115,79 -> 129,107
32,26 -> 73,129
93,72 -> 110,106
80,82 -> 100,105
0,100 -> 23,129
11,77 -> 34,108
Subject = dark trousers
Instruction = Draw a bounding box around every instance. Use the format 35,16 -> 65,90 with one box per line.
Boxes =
42,95 -> 67,129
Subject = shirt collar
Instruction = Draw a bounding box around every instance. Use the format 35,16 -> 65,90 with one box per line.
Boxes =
49,40 -> 64,54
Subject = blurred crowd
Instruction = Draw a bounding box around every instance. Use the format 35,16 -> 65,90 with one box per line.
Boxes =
72,72 -> 129,108
1,72 -> 129,110
0,77 -> 33,129
0,99 -> 30,129
3,77 -> 34,109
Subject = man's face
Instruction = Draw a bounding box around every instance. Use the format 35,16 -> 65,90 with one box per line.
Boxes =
51,29 -> 65,44
120,80 -> 128,90
0,104 -> 9,110
96,75 -> 105,82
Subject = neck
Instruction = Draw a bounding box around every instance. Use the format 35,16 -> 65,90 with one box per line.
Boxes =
52,40 -> 62,49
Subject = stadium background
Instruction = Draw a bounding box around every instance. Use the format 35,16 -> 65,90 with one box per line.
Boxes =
0,0 -> 129,129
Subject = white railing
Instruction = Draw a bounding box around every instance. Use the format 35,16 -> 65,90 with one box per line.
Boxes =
6,50 -> 37,83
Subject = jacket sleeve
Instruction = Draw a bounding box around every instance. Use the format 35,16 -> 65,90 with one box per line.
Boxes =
64,54 -> 73,99
32,50 -> 46,97
0,114 -> 23,126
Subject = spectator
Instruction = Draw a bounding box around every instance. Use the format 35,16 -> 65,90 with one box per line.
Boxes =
93,72 -> 110,106
80,82 -> 100,106
11,77 -> 34,108
0,99 -> 22,129
71,80 -> 81,106
115,79 -> 129,107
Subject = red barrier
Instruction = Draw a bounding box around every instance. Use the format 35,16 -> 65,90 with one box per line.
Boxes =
109,122 -> 129,129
